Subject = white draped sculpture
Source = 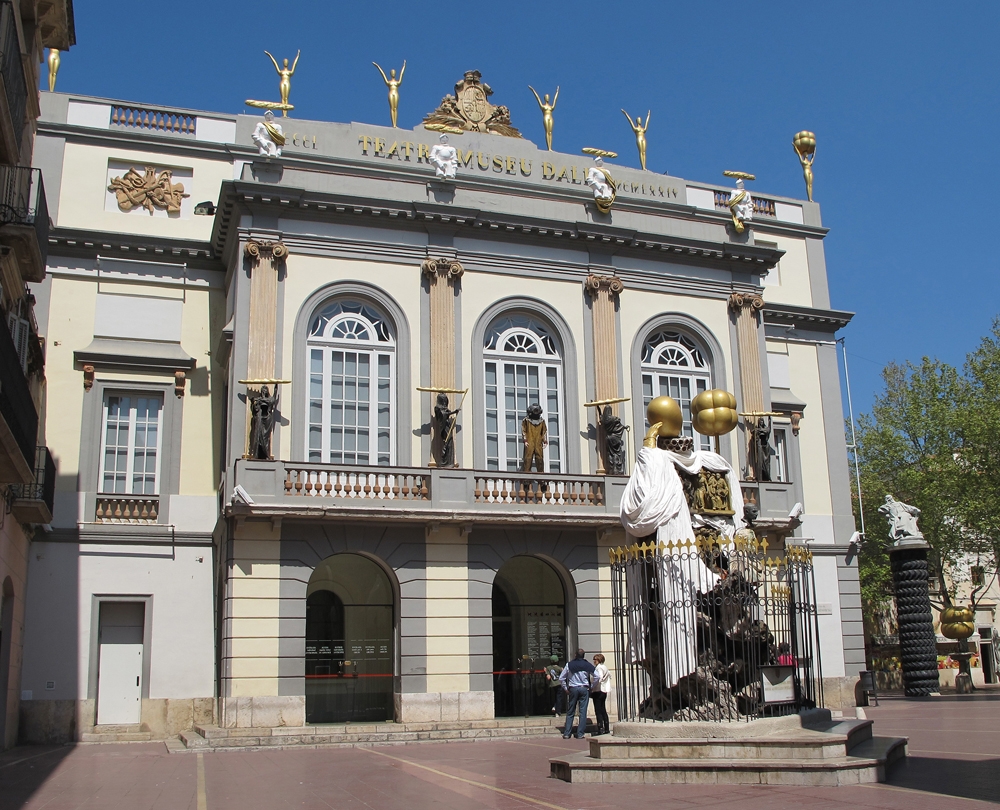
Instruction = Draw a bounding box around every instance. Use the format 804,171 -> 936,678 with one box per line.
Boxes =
429,134 -> 458,180
619,444 -> 743,690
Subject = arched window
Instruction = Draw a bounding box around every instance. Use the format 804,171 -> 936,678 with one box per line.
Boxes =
483,313 -> 564,472
640,329 -> 712,450
306,300 -> 395,466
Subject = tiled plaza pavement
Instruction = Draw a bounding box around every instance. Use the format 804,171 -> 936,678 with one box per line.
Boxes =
1,695 -> 998,810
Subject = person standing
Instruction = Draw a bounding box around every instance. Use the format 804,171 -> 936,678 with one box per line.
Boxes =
559,648 -> 596,739
590,653 -> 611,736
545,655 -> 565,715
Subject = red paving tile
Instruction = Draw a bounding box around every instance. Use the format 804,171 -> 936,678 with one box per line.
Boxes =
1,696 -> 998,810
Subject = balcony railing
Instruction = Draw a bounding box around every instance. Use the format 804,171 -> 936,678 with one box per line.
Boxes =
235,459 -> 624,523
0,1 -> 26,156
95,496 -> 159,524
0,165 -> 49,269
111,104 -> 197,137
11,445 -> 55,523
714,190 -> 777,218
0,311 -> 36,473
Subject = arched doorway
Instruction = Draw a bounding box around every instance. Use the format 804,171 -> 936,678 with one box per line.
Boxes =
492,556 -> 567,717
305,554 -> 395,723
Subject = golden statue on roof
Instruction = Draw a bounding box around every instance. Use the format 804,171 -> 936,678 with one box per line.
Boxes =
246,50 -> 299,117
422,71 -> 522,138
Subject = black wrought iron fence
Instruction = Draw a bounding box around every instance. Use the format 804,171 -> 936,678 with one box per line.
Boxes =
611,534 -> 822,722
0,165 -> 49,266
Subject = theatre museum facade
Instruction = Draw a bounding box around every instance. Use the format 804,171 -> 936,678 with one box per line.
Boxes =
16,84 -> 859,741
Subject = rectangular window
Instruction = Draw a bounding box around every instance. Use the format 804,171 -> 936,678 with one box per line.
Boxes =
772,428 -> 789,482
99,393 -> 163,495
972,566 -> 985,588
483,360 -> 563,473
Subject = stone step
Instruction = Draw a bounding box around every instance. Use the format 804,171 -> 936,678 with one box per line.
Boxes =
550,736 -> 908,786
591,719 -> 874,762
175,718 -> 566,752
81,730 -> 153,743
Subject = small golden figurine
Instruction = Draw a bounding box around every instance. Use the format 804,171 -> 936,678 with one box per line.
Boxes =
622,109 -> 650,171
266,50 -> 299,113
528,85 -> 559,151
47,48 -> 60,92
793,130 -> 816,201
373,61 -> 406,127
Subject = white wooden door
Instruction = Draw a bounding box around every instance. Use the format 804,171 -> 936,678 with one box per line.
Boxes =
96,602 -> 145,725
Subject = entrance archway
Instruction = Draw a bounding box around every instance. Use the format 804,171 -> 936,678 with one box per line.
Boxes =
305,554 -> 395,723
492,556 -> 567,717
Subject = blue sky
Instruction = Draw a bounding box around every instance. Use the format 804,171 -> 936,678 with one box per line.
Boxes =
50,1 -> 999,415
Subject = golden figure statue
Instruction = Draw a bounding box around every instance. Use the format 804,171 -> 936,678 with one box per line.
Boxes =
793,131 -> 816,201
528,85 -> 559,150
47,48 -> 60,92
373,60 -> 406,127
621,109 -> 650,171
265,50 -> 300,116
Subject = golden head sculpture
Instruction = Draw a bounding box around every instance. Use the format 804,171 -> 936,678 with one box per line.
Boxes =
691,389 -> 738,436
647,396 -> 683,438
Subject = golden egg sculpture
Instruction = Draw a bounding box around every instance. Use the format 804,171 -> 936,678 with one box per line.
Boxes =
691,389 -> 739,436
646,396 -> 683,438
793,130 -> 816,158
940,605 -> 975,640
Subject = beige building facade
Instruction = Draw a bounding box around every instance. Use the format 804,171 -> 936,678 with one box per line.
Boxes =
21,85 -> 861,741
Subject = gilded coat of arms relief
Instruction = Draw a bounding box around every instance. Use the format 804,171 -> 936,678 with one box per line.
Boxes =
422,70 -> 522,138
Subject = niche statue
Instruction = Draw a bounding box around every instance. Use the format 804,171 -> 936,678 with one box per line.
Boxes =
600,405 -> 628,475
433,393 -> 460,467
248,386 -> 279,460
746,416 -> 772,482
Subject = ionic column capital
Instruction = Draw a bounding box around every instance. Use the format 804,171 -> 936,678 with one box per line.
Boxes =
728,292 -> 764,312
244,239 -> 288,266
421,257 -> 465,280
585,273 -> 624,297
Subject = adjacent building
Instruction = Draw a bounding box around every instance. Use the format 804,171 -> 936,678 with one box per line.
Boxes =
22,78 -> 861,741
0,0 -> 73,749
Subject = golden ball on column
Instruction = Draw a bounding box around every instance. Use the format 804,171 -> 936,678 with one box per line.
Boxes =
646,396 -> 683,438
691,389 -> 738,436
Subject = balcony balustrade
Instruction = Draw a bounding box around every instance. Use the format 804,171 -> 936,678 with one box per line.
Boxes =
235,459 -> 624,526
94,496 -> 160,524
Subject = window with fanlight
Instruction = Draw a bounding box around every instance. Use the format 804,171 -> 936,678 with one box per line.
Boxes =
640,329 -> 713,450
483,313 -> 564,473
305,299 -> 395,466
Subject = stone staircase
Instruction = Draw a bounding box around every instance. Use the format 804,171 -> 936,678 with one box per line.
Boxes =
169,715 -> 567,753
549,711 -> 907,786
81,723 -> 154,743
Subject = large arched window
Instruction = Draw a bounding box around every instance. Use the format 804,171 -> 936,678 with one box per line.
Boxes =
483,313 -> 564,472
306,299 -> 395,466
640,329 -> 712,450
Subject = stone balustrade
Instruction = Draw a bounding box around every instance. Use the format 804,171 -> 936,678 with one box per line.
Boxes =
95,495 -> 159,523
284,464 -> 430,501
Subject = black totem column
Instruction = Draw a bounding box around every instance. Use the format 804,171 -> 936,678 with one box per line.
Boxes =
889,540 -> 940,696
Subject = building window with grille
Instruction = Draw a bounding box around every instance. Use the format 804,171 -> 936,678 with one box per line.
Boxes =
772,427 -> 790,482
99,393 -> 163,495
483,313 -> 564,473
639,329 -> 712,450
305,299 -> 395,466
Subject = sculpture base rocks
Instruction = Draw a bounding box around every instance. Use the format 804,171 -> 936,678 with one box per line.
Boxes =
549,709 -> 907,785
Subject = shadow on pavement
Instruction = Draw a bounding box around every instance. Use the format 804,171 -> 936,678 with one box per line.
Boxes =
887,755 -> 1000,804
0,745 -> 75,810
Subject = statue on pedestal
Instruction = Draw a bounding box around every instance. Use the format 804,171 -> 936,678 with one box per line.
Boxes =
433,393 -> 460,467
728,178 -> 754,233
429,134 -> 458,180
878,494 -> 923,543
600,405 -> 628,475
528,85 -> 559,150
746,416 -> 772,482
585,156 -> 617,214
373,60 -> 406,127
521,403 -> 547,473
252,110 -> 286,158
248,386 -> 279,460
621,109 -> 650,171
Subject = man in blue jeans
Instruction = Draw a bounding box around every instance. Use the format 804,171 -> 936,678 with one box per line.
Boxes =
558,648 -> 596,739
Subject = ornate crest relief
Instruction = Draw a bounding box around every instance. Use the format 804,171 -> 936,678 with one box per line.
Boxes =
422,70 -> 522,138
108,166 -> 189,215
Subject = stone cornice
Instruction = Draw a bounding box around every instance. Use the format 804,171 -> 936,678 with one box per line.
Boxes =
212,180 -> 786,275
763,303 -> 854,332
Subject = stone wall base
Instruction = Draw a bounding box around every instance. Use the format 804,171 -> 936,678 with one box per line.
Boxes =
822,676 -> 860,710
19,697 -> 215,743
220,695 -> 305,729
395,690 -> 494,722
